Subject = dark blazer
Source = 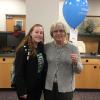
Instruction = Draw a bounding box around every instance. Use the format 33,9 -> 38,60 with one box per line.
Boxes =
14,42 -> 48,96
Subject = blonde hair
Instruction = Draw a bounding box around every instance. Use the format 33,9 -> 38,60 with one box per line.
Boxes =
16,24 -> 44,56
50,21 -> 67,37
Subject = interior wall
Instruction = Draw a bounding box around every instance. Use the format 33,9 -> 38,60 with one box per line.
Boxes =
59,0 -> 100,33
0,0 -> 100,42
0,0 -> 26,31
88,0 -> 100,16
26,0 -> 59,43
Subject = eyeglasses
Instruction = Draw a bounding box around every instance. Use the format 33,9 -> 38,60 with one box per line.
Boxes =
53,29 -> 65,33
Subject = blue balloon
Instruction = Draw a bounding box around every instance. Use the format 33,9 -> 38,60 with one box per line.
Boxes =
63,0 -> 89,29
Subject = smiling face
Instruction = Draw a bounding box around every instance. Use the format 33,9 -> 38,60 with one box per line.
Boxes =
52,27 -> 65,43
30,26 -> 44,43
51,22 -> 67,45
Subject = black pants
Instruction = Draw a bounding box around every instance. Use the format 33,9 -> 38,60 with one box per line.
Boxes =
44,82 -> 73,100
16,87 -> 42,100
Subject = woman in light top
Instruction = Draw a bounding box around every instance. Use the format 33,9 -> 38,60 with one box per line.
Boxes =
44,21 -> 83,100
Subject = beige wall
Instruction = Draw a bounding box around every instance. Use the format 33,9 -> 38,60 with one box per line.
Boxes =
26,0 -> 59,43
88,0 -> 100,16
59,0 -> 100,32
59,0 -> 100,16
0,0 -> 26,31
26,0 -> 100,43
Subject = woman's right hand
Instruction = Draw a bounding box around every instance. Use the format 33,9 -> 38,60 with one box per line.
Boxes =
20,94 -> 27,99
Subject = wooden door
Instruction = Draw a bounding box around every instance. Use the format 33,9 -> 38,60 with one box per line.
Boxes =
6,18 -> 14,32
6,15 -> 26,32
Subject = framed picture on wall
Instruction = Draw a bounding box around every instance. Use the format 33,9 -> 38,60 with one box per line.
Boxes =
78,16 -> 100,35
15,19 -> 23,27
15,19 -> 23,31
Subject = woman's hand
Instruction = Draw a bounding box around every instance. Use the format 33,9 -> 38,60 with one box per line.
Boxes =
70,54 -> 77,65
20,94 -> 27,99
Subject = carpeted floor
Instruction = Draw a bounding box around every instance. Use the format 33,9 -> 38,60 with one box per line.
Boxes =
0,90 -> 100,100
73,90 -> 100,100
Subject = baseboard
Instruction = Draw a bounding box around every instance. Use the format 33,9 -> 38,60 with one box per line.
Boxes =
75,88 -> 100,92
0,88 -> 15,91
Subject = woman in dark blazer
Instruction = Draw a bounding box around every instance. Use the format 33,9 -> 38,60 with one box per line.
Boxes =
14,24 -> 47,100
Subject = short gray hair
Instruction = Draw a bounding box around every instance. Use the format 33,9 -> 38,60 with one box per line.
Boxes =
50,21 -> 67,37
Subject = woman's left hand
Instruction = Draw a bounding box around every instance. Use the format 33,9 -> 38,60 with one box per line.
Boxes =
70,54 -> 77,65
